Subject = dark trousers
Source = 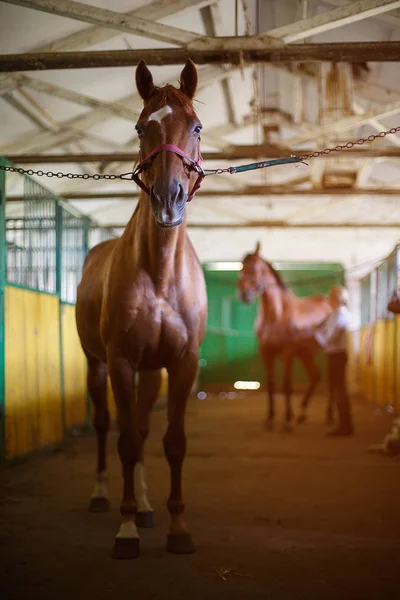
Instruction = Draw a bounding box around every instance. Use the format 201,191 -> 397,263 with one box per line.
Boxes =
327,351 -> 353,429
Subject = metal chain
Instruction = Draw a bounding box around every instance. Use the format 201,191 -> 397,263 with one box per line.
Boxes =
1,126 -> 399,181
299,126 -> 400,162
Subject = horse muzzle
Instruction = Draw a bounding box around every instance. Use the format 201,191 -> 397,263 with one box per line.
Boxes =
151,182 -> 187,228
239,289 -> 254,304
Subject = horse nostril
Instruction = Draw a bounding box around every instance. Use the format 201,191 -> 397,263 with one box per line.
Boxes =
174,183 -> 186,205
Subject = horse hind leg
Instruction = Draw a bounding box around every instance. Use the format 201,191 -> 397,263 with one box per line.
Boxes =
87,357 -> 110,513
297,352 -> 321,424
135,369 -> 162,528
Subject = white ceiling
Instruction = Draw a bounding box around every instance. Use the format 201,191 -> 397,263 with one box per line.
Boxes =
1,0 -> 399,273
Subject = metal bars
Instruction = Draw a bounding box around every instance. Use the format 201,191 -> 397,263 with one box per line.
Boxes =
360,244 -> 399,326
3,158 -> 116,302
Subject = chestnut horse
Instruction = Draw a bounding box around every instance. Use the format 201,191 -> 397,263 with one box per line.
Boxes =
238,243 -> 332,429
76,60 -> 207,559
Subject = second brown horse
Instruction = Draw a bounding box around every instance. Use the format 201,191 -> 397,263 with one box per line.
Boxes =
238,243 -> 332,429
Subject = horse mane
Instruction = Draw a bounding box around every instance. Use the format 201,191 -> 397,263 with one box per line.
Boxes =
263,259 -> 288,290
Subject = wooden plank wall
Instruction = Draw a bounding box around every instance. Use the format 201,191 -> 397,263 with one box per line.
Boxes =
5,286 -> 62,459
62,303 -> 87,429
359,317 -> 399,409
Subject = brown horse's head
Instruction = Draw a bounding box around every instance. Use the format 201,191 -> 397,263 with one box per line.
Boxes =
135,59 -> 202,228
238,242 -> 287,304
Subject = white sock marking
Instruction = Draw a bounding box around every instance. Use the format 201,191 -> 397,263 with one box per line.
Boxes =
116,520 -> 139,539
135,462 -> 153,513
148,105 -> 172,124
91,470 -> 108,499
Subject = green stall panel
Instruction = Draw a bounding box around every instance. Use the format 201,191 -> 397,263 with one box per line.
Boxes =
200,263 -> 344,389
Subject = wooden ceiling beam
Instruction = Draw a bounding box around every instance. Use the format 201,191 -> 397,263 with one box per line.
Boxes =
31,0 -> 215,54
250,0 -> 400,47
100,222 -> 400,230
6,145 -> 400,164
2,42 -> 400,72
313,0 -> 400,29
6,187 -> 400,203
3,0 -> 203,46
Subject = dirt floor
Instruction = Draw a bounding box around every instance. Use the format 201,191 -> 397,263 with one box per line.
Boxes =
1,393 -> 399,600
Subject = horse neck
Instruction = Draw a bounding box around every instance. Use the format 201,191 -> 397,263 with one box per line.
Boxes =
124,191 -> 187,295
258,275 -> 291,322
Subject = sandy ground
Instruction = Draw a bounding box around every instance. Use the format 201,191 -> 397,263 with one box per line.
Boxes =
1,393 -> 399,600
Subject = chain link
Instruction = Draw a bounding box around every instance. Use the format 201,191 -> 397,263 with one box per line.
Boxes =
1,126 -> 399,181
299,126 -> 400,162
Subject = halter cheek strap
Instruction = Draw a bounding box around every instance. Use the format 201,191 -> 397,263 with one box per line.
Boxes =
129,143 -> 204,202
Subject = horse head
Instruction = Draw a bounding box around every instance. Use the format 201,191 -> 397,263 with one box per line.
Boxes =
135,59 -> 203,229
238,242 -> 286,304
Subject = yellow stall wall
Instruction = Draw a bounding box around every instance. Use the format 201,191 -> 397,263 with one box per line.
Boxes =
61,303 -> 88,429
5,286 -> 62,459
359,319 -> 398,409
359,326 -> 375,404
396,316 -> 400,409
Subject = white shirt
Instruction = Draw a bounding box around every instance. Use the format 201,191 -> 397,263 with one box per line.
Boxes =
315,306 -> 351,354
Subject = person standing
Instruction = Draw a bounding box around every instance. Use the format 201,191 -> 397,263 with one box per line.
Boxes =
314,285 -> 354,436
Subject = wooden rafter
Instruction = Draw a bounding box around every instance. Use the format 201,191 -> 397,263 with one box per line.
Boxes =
6,188 -> 400,203
0,65 -> 237,154
286,100 -> 400,146
31,0 -> 215,53
314,0 -> 400,28
96,222 -> 400,230
200,3 -> 238,127
6,145 -> 400,164
3,0 -> 204,46
1,74 -> 141,121
250,0 -> 400,46
2,42 -> 400,72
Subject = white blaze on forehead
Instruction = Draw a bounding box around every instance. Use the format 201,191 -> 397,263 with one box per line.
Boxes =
148,105 -> 173,124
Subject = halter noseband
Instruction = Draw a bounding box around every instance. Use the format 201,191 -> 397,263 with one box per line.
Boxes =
130,143 -> 204,202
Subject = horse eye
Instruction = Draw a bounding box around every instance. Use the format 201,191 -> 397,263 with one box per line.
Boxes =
193,124 -> 202,135
135,125 -> 144,138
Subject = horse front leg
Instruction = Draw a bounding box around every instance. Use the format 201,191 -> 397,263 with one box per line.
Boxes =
108,353 -> 140,559
262,350 -> 276,429
282,351 -> 294,431
164,351 -> 198,554
135,369 -> 162,528
87,357 -> 110,513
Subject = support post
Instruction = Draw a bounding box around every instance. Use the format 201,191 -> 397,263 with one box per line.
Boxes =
55,201 -> 66,434
82,215 -> 92,428
0,160 -> 6,463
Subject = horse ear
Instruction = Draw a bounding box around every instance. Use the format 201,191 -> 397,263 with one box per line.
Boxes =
180,59 -> 198,99
255,241 -> 261,255
136,59 -> 155,102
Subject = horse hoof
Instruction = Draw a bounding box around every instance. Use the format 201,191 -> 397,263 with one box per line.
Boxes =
265,419 -> 274,431
136,510 -> 155,528
326,416 -> 335,426
112,537 -> 140,559
297,414 -> 307,424
88,497 -> 110,513
166,533 -> 195,554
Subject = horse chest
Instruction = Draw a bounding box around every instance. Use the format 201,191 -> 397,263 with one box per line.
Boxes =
119,297 -> 190,367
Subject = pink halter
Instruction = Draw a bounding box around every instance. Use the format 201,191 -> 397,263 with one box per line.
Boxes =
128,143 -> 204,202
